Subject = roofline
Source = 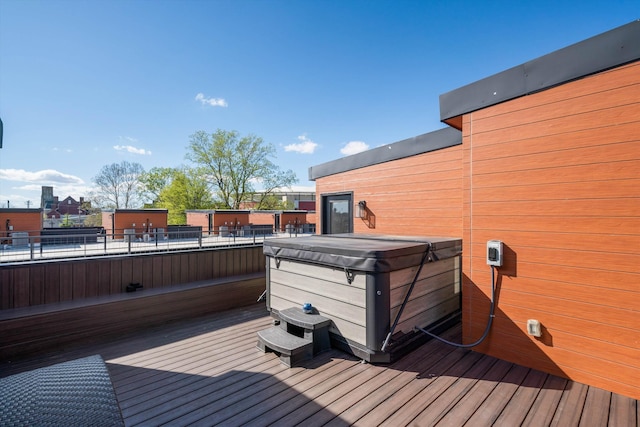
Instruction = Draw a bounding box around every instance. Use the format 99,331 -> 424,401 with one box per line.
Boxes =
104,209 -> 169,213
185,209 -> 251,214
440,20 -> 640,127
308,127 -> 462,181
0,208 -> 43,213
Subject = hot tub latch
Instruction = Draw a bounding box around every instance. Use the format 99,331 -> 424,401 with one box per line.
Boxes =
344,268 -> 355,284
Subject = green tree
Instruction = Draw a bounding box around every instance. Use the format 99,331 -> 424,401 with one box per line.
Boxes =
186,129 -> 297,209
92,161 -> 145,208
139,167 -> 176,207
156,167 -> 215,224
81,199 -> 102,227
61,214 -> 73,228
254,193 -> 293,210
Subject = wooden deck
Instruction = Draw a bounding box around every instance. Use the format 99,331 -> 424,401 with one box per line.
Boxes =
1,303 -> 637,426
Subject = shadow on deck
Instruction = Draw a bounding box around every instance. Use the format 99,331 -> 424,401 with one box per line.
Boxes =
1,303 -> 637,426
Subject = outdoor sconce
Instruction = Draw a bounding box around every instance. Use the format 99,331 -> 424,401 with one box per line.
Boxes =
355,201 -> 367,219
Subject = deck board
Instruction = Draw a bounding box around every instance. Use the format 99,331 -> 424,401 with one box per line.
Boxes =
412,354 -> 501,425
462,363 -> 530,425
551,381 -> 588,426
609,392 -> 637,426
497,368 -> 549,426
1,303 -> 637,427
580,386 -> 612,427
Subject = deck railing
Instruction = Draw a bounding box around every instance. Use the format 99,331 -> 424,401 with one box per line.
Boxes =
0,225 -> 315,264
0,244 -> 268,310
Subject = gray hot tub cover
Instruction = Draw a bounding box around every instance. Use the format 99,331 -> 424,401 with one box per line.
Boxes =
263,234 -> 462,273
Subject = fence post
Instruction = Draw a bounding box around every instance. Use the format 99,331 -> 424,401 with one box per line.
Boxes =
30,238 -> 35,261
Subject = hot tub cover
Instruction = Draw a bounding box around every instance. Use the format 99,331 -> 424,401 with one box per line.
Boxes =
263,234 -> 461,273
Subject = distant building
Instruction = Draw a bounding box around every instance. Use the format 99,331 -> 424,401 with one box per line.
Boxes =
239,190 -> 315,211
45,196 -> 87,219
41,186 -> 90,227
41,186 -> 54,209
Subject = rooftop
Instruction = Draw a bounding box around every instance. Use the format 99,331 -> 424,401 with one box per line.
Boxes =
2,303 -> 636,426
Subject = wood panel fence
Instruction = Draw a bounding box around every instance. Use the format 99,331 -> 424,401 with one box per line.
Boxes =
0,245 -> 266,310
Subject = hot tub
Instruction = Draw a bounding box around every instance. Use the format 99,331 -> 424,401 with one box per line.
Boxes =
263,234 -> 462,363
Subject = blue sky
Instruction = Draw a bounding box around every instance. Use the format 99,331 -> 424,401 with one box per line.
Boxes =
0,0 -> 637,208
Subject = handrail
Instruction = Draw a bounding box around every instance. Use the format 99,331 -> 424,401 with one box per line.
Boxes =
0,226 -> 315,264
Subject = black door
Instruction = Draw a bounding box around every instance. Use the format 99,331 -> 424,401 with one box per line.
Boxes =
322,193 -> 353,234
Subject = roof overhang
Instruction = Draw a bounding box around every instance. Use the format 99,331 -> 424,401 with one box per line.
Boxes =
439,20 -> 640,129
308,127 -> 462,181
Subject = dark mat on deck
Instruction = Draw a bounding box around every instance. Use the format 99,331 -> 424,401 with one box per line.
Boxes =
0,355 -> 124,426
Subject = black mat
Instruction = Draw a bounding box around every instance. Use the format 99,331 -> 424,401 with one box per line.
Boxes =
0,355 -> 124,426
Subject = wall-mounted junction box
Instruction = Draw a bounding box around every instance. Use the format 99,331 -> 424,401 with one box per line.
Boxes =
486,240 -> 503,267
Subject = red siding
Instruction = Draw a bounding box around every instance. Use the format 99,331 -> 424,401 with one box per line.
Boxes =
313,60 -> 640,399
461,61 -> 640,399
0,211 -> 42,242
248,212 -> 276,227
102,210 -> 168,238
316,144 -> 463,237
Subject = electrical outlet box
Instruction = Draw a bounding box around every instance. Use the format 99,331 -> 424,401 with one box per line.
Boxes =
527,319 -> 542,337
486,240 -> 503,267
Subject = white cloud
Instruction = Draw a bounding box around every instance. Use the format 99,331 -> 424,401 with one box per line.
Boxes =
284,135 -> 318,154
0,169 -> 84,185
340,140 -> 369,156
113,145 -> 152,155
195,93 -> 228,107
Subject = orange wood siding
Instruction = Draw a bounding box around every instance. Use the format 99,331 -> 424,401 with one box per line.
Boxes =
315,144 -> 463,237
461,61 -> 640,399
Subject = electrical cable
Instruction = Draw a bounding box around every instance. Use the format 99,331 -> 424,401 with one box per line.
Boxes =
414,265 -> 496,348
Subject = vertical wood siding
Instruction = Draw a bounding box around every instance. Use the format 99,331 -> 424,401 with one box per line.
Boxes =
462,62 -> 640,399
315,144 -> 464,237
0,246 -> 266,309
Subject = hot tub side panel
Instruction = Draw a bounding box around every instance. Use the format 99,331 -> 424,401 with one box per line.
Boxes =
266,257 -> 369,346
389,255 -> 461,335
